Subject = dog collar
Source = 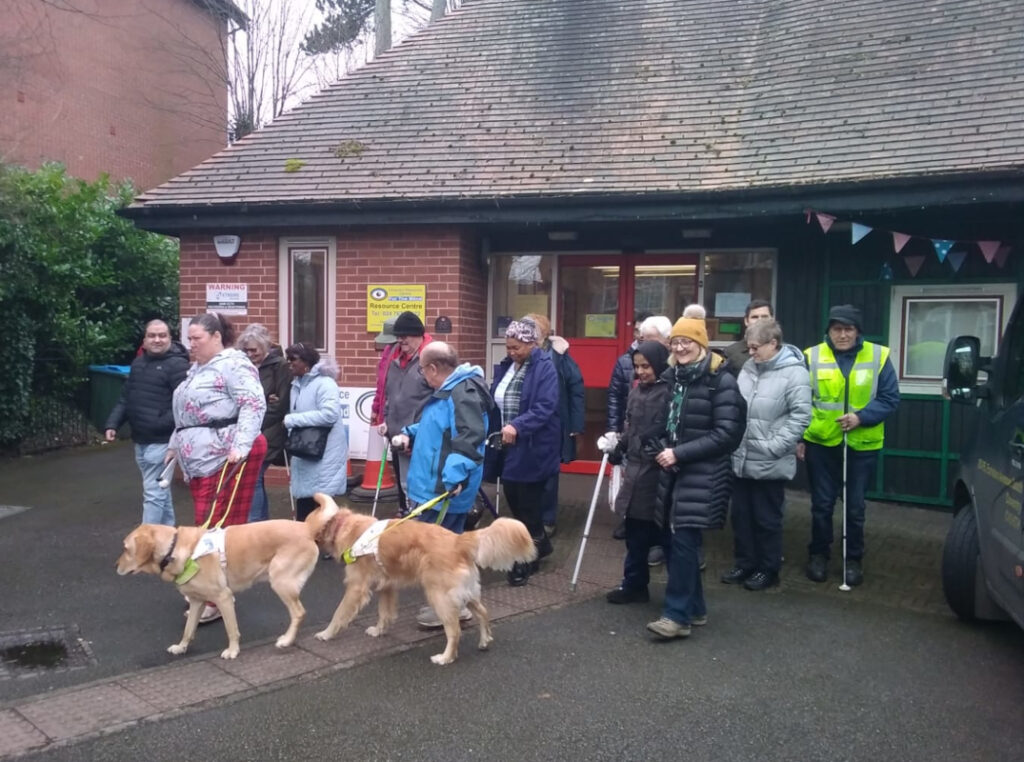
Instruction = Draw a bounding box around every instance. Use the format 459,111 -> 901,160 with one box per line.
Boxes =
159,532 -> 178,572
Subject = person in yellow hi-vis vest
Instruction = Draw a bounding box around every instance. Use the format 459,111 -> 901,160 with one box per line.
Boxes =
796,305 -> 900,587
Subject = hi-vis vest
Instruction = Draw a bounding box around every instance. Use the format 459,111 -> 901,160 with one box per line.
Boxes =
804,342 -> 889,451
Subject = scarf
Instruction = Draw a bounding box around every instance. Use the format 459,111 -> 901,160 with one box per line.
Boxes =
501,360 -> 529,423
665,355 -> 709,445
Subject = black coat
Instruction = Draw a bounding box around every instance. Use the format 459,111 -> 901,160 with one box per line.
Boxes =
606,347 -> 636,432
655,353 -> 746,530
105,342 -> 190,444
613,379 -> 670,522
258,347 -> 292,466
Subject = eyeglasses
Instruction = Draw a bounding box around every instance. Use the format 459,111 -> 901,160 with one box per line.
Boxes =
747,344 -> 762,353
241,347 -> 259,355
670,338 -> 696,349
286,356 -> 300,363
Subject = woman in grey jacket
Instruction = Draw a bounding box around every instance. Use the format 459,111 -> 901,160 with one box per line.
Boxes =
724,320 -> 811,591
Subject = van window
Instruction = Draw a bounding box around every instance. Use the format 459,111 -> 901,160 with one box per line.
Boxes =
998,312 -> 1024,407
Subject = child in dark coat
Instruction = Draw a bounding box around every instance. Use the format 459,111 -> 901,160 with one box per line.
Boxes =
601,341 -> 671,603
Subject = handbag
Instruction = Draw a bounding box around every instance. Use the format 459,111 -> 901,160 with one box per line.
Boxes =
285,426 -> 331,460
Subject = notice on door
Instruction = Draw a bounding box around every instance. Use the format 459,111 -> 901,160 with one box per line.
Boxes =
585,313 -> 617,338
206,283 -> 248,316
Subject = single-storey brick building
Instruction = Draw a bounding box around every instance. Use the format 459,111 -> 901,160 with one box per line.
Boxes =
124,0 -> 1024,505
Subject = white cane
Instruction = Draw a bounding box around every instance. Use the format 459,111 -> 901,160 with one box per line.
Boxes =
570,452 -> 611,592
283,450 -> 297,520
838,432 -> 851,592
157,459 -> 176,489
494,477 -> 501,515
371,440 -> 392,518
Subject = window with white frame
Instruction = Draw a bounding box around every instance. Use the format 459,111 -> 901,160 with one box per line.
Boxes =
278,237 -> 336,352
888,283 -> 1017,393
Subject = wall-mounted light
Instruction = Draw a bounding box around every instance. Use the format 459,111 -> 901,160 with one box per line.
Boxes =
547,231 -> 578,241
213,234 -> 241,259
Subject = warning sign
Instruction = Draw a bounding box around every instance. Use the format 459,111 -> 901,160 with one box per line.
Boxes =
206,283 -> 248,316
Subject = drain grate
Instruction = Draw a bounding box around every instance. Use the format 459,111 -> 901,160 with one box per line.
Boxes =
0,626 -> 95,679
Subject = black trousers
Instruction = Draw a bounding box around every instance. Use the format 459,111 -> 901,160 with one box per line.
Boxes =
730,478 -> 786,575
502,479 -> 546,541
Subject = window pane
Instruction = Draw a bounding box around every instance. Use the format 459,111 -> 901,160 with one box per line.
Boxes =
702,251 -> 775,341
633,264 -> 697,321
560,265 -> 619,338
291,248 -> 326,349
491,255 -> 553,337
903,298 -> 999,379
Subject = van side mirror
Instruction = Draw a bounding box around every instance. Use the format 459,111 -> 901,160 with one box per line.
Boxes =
944,336 -> 981,402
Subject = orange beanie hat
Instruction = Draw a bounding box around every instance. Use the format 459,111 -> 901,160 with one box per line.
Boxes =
670,317 -> 709,349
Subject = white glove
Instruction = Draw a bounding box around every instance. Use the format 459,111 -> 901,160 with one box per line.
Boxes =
391,434 -> 410,451
596,432 -> 620,453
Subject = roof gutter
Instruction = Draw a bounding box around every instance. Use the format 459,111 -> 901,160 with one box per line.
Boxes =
119,172 -> 1024,236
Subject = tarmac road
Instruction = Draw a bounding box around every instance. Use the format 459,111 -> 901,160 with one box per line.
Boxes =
2,443 -> 1024,760
17,588 -> 1024,762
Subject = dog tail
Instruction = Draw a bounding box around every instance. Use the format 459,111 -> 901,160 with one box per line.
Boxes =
466,517 -> 537,571
304,492 -> 340,540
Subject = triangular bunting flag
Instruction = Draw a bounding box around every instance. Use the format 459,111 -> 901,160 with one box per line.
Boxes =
978,240 -> 1001,263
904,255 -> 926,277
948,250 -> 968,272
851,223 -> 872,245
932,239 -> 955,262
816,213 -> 836,234
892,232 -> 912,254
995,245 -> 1011,269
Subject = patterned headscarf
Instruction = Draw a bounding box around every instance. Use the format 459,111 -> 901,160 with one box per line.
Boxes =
505,319 -> 539,344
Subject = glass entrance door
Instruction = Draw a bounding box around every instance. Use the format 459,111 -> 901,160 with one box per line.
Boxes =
557,255 -> 698,467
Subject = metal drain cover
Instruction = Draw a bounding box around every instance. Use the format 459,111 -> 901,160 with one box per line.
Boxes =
0,626 -> 95,679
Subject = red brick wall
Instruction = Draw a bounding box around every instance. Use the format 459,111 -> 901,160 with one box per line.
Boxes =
179,227 -> 488,387
0,0 -> 228,192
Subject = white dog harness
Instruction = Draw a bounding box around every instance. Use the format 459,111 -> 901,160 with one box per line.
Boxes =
343,520 -> 390,564
191,527 -> 228,570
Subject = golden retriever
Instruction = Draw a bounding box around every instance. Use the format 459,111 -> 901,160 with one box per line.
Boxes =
311,493 -> 537,665
116,499 -> 338,659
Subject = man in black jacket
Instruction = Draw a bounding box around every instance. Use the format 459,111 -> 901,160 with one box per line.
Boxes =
105,319 -> 189,526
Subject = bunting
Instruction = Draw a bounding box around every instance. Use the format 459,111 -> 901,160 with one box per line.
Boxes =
805,208 -> 1011,278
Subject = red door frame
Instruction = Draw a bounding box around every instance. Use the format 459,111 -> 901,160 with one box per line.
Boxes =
559,253 -> 699,475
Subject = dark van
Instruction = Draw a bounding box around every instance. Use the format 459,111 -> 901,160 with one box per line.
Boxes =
943,310 -> 1024,629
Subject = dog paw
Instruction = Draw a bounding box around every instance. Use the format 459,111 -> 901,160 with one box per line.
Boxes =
167,644 -> 187,656
220,647 -> 239,660
478,637 -> 493,651
275,636 -> 294,649
314,629 -> 332,642
365,625 -> 383,638
430,653 -> 454,665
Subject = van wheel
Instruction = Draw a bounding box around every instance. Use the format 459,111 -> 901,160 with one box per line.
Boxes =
942,507 -> 984,620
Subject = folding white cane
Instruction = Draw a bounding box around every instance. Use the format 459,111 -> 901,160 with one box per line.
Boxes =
157,459 -> 176,489
839,432 -> 852,592
283,450 -> 297,520
570,452 -> 611,592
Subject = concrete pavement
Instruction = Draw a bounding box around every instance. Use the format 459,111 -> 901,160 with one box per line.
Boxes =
0,443 -> 1021,759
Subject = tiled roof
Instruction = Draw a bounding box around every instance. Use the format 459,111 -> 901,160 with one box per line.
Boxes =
134,0 -> 1024,209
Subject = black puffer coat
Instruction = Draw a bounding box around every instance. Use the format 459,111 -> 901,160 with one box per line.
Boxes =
606,345 -> 637,432
105,342 -> 190,444
655,352 -> 746,530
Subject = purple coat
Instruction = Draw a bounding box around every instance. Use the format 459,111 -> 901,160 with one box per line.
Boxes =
488,347 -> 561,483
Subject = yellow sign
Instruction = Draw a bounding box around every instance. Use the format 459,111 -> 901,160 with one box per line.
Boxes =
585,313 -> 617,338
367,285 -> 426,331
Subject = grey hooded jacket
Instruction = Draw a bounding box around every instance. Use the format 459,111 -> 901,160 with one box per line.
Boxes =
731,344 -> 812,481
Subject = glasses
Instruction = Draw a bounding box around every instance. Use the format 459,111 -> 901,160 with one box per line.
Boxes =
670,338 -> 696,349
241,347 -> 259,355
286,356 -> 300,363
747,344 -> 762,353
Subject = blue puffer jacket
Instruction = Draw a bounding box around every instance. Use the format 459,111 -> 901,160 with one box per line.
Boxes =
486,348 -> 561,483
403,364 -> 493,513
284,358 -> 348,498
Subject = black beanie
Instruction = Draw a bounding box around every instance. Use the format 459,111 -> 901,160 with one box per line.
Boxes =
634,340 -> 670,378
827,304 -> 862,332
392,311 -> 425,337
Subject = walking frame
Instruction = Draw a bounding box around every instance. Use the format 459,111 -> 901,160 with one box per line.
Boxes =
570,451 -> 611,592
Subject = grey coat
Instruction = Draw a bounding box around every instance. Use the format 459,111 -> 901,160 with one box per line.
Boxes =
731,344 -> 812,481
383,348 -> 434,436
284,358 -> 349,498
